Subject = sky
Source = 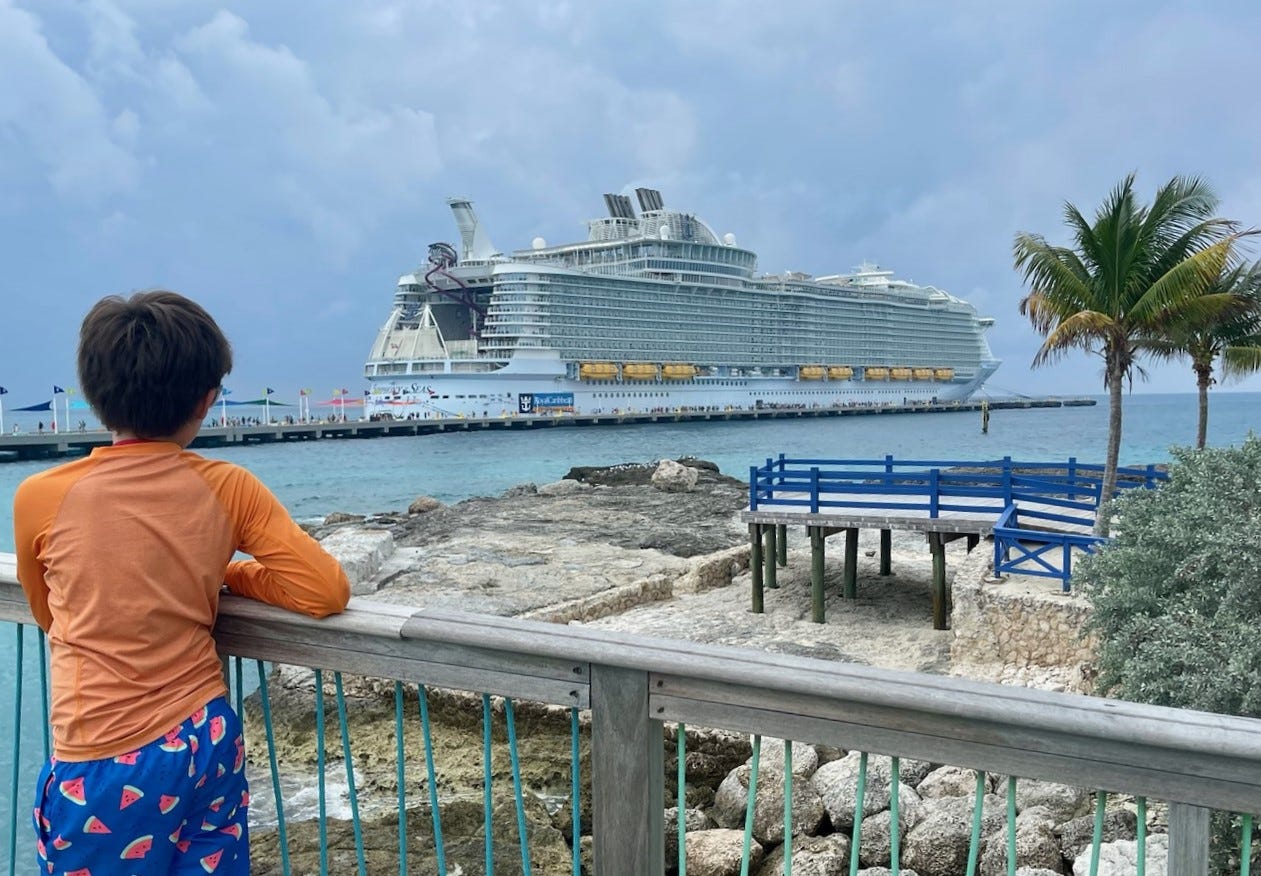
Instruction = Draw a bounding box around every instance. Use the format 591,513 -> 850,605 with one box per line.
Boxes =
4,0 -> 1261,408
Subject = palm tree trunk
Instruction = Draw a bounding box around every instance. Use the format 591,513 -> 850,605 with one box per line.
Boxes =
1096,357 -> 1124,536
1195,365 -> 1212,450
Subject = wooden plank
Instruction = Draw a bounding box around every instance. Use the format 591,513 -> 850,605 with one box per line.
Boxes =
810,526 -> 825,624
749,523 -> 763,613
591,665 -> 663,875
214,631 -> 588,708
1167,803 -> 1210,876
647,692 -> 1261,812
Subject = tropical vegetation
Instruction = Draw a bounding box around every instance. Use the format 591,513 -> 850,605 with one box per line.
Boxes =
1012,174 -> 1245,530
1077,438 -> 1261,873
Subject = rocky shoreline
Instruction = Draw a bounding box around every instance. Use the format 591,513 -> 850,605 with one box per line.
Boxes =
242,458 -> 1150,876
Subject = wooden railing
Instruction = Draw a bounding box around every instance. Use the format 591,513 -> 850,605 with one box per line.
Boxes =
1,561 -> 1256,875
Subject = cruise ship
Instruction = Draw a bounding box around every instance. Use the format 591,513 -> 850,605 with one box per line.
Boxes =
364,189 -> 1000,418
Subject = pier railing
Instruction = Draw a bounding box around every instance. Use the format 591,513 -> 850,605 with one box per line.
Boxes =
2,564 -> 1257,875
748,455 -> 1165,519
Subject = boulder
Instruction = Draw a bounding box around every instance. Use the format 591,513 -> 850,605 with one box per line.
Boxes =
757,738 -> 821,778
652,458 -> 700,493
813,753 -> 921,831
1072,834 -> 1167,876
323,511 -> 365,525
901,794 -> 1007,876
1014,780 -> 1092,823
1058,808 -> 1137,861
537,478 -> 591,496
318,527 -> 395,595
980,808 -> 1064,876
712,764 -> 825,843
685,828 -> 763,876
407,495 -> 443,515
755,834 -> 852,876
665,807 -> 713,871
916,765 -> 990,798
857,788 -> 925,867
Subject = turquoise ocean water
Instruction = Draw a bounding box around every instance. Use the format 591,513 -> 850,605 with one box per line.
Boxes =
1,391 -> 1258,864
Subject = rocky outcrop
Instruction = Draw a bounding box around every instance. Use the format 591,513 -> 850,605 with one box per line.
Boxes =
653,458 -> 700,492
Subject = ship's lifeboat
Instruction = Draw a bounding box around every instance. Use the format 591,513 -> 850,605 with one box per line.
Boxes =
828,366 -> 854,380
912,368 -> 934,380
579,362 -> 618,379
890,367 -> 912,381
661,363 -> 698,380
622,362 -> 659,379
865,367 -> 888,380
934,368 -> 955,380
799,365 -> 826,380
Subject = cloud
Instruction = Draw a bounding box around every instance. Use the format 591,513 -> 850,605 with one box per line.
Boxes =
0,0 -> 139,201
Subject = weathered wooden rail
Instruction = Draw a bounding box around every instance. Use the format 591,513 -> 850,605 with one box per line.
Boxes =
1,561 -> 1253,875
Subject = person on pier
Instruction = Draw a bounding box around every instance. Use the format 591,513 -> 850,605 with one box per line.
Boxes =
13,290 -> 350,875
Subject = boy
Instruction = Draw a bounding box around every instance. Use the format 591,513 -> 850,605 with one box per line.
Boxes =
14,291 -> 350,874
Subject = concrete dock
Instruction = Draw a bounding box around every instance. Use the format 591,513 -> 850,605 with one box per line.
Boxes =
0,396 -> 1095,462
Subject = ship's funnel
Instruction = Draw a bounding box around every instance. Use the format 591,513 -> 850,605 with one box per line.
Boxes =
447,198 -> 498,261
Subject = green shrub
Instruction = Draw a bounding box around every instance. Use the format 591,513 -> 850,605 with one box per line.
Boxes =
1077,437 -> 1261,872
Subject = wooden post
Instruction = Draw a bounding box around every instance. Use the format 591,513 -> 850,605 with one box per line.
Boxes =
810,526 -> 825,624
966,533 -> 979,553
843,528 -> 858,599
879,528 -> 891,576
764,525 -> 778,590
930,532 -> 948,630
591,665 -> 663,874
775,524 -> 788,567
750,523 -> 763,613
1167,802 -> 1210,876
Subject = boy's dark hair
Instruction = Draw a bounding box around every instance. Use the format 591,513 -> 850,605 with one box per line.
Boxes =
78,291 -> 233,437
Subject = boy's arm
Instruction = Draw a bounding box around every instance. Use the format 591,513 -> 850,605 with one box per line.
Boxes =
13,481 -> 54,632
217,468 -> 350,618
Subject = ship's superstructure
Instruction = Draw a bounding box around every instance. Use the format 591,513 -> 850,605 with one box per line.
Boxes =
365,189 -> 999,418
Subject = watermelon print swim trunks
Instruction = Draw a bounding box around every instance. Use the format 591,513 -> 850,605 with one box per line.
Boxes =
32,696 -> 249,875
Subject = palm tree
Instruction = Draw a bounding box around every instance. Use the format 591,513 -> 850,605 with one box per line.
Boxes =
1146,261 -> 1261,448
1013,174 -> 1240,532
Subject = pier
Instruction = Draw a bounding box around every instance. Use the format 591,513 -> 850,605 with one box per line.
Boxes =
0,396 -> 1094,462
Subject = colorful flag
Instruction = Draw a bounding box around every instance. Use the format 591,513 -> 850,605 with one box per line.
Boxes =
0,386 -> 7,395
220,387 -> 232,396
340,387 -> 350,395
332,388 -> 342,397
265,387 -> 275,395
299,389 -> 310,396
363,390 -> 370,396
53,385 -> 65,394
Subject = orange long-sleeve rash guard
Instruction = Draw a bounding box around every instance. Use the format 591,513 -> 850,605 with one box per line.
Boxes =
14,441 -> 350,761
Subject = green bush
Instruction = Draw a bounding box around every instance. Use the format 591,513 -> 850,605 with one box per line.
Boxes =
1077,437 -> 1261,872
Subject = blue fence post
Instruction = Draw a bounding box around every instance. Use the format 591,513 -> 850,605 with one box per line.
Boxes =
1062,543 -> 1072,593
749,466 -> 759,510
929,468 -> 940,518
993,534 -> 1003,579
884,454 -> 894,476
1067,456 -> 1078,498
778,453 -> 786,475
1002,456 -> 1012,506
1146,464 -> 1157,489
810,467 -> 820,514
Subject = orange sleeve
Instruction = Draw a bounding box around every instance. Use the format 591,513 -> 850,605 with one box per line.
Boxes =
204,462 -> 350,618
13,471 -> 64,632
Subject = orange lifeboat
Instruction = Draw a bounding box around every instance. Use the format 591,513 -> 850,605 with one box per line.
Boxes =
799,365 -> 826,380
890,367 -> 912,381
661,363 -> 698,380
579,362 -> 617,379
622,363 -> 659,379
912,368 -> 934,380
934,368 -> 955,380
865,367 -> 888,380
828,366 -> 854,380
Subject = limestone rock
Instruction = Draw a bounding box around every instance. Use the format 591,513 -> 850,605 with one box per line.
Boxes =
1072,834 -> 1167,876
980,808 -> 1065,876
501,482 -> 538,497
318,527 -> 395,595
813,753 -> 916,831
916,765 -> 994,798
756,738 -> 821,778
755,834 -> 852,876
685,828 -> 763,876
653,458 -> 700,493
712,763 -> 824,841
406,495 -> 443,515
1058,808 -> 1137,861
1014,780 -> 1091,823
537,478 -> 591,496
665,807 -> 713,870
901,794 -> 1006,876
858,788 -> 925,867
323,511 -> 365,525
